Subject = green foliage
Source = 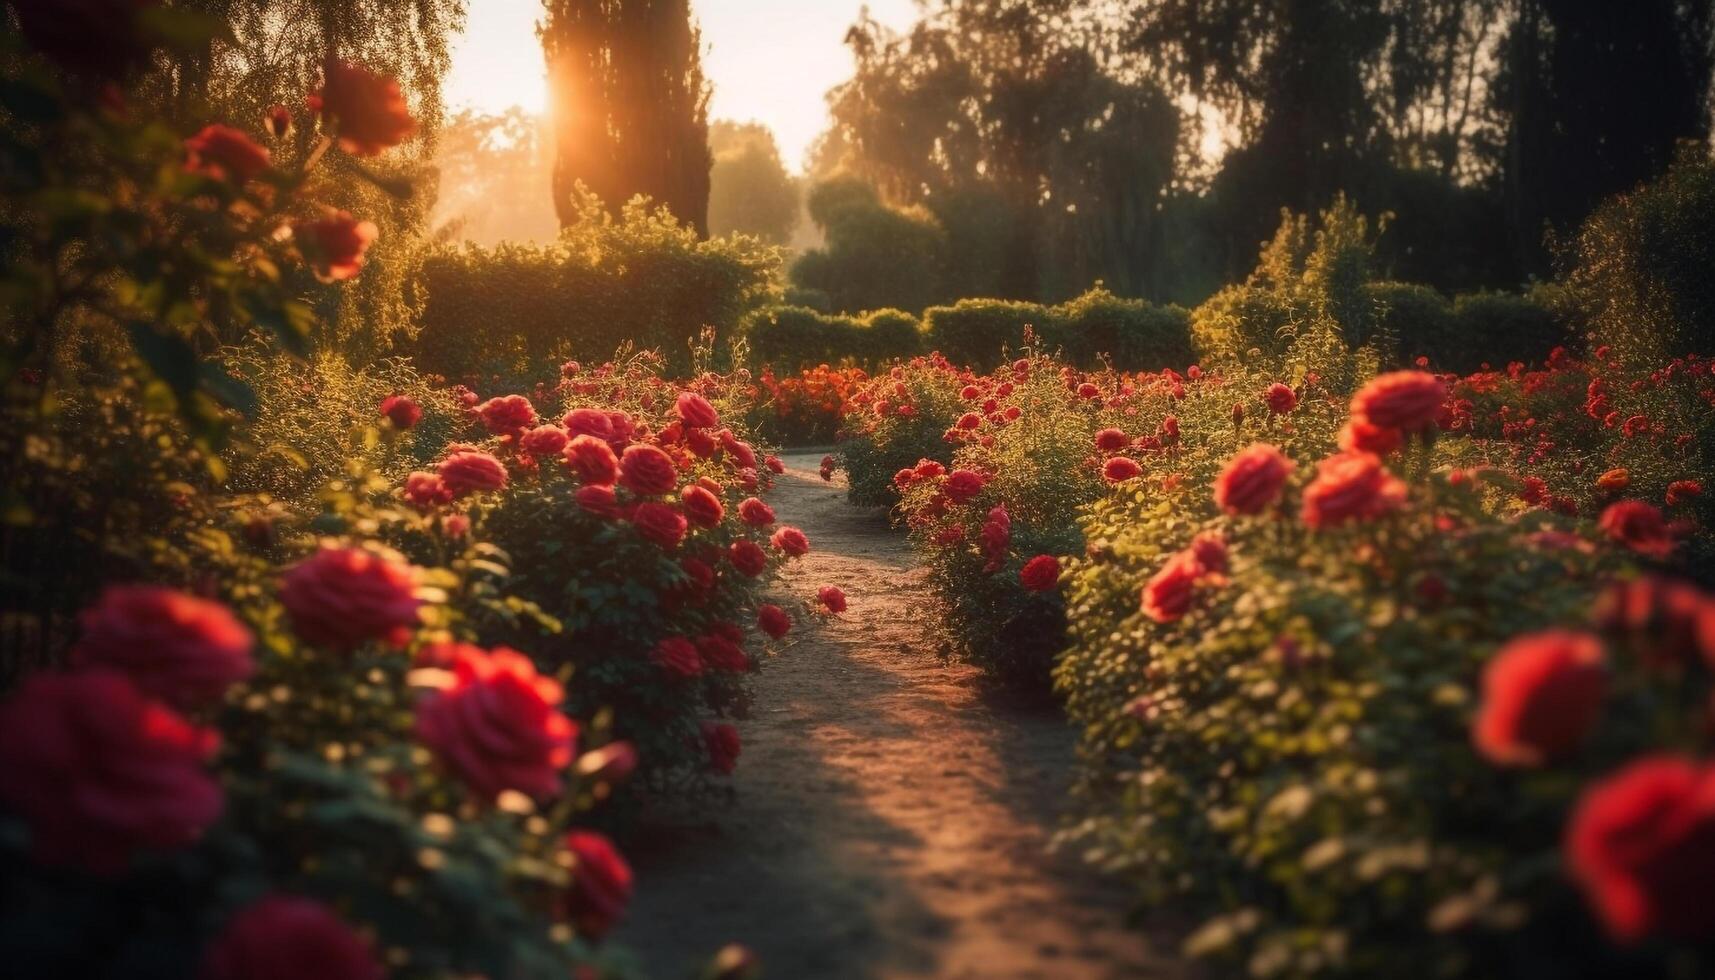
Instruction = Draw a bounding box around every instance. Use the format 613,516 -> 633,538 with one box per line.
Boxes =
409,193 -> 781,383
1569,146 -> 1715,361
708,121 -> 800,244
741,305 -> 923,371
1043,289 -> 1195,372
1444,291 -> 1573,370
922,299 -> 1050,372
790,176 -> 950,314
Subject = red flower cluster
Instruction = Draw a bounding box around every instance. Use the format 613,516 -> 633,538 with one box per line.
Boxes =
72,585 -> 254,706
280,546 -> 420,649
308,60 -> 417,156
202,896 -> 383,980
0,669 -> 222,873
415,645 -> 577,801
1472,630 -> 1607,766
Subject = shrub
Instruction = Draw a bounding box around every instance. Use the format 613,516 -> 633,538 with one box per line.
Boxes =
410,193 -> 781,384
747,365 -> 869,446
790,176 -> 949,314
1190,283 -> 1300,364
1570,145 -> 1715,361
742,305 -> 861,370
856,308 -> 925,362
1445,291 -> 1573,371
1365,280 -> 1453,365
923,299 -> 1051,372
1046,288 -> 1195,371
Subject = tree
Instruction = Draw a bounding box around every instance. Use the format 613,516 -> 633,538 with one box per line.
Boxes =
708,122 -> 800,243
790,177 -> 950,314
814,1 -> 1179,302
431,110 -> 558,245
1490,0 -> 1714,271
540,0 -> 713,235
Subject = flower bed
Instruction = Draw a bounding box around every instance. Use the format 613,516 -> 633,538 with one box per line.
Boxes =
834,337 -> 1715,973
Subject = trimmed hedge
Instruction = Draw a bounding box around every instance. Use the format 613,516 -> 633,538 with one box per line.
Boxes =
922,299 -> 1049,371
921,289 -> 1195,373
742,305 -> 925,369
406,196 -> 779,383
1044,288 -> 1194,371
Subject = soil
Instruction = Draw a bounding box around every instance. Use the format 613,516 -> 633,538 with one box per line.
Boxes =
613,452 -> 1191,980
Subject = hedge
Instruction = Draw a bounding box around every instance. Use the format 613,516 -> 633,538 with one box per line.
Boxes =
406,196 -> 780,384
741,305 -> 925,370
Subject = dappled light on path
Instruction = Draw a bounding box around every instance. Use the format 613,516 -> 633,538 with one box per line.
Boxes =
617,453 -> 1186,979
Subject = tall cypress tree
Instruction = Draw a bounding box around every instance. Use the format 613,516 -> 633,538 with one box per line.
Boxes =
540,0 -> 712,235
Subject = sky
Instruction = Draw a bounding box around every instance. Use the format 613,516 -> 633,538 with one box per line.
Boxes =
442,1 -> 920,173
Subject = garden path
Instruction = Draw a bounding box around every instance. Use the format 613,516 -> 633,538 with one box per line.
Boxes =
614,452 -> 1189,979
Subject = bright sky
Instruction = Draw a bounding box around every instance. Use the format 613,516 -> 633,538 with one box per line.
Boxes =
442,0 -> 920,173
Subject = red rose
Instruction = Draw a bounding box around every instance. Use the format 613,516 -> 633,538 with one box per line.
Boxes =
1337,418 -> 1402,455
1094,428 -> 1129,453
817,585 -> 847,614
1599,500 -> 1677,558
729,539 -> 769,576
201,895 -> 382,980
676,391 -> 719,429
264,103 -> 292,139
1077,382 -> 1100,400
1142,551 -> 1201,624
630,501 -> 688,549
279,546 -> 421,649
680,556 -> 717,593
1300,452 -> 1408,529
1667,480 -> 1704,506
1103,456 -> 1142,483
607,411 -> 637,445
681,484 -> 725,528
1263,382 -> 1297,415
0,669 -> 221,874
765,455 -> 785,474
1473,630 -> 1607,766
702,721 -> 742,774
437,450 -> 508,497
477,395 -> 537,436
696,632 -> 750,671
1188,531 -> 1228,575
563,434 -> 619,485
1019,554 -> 1059,592
1592,576 -> 1715,669
1213,443 -> 1293,516
720,430 -> 758,469
687,427 -> 717,457
620,444 -> 678,496
184,124 -> 271,184
72,585 -> 253,706
307,60 -> 416,156
738,497 -> 775,527
576,483 -> 622,518
651,636 -> 702,678
415,645 -> 576,801
1566,756 -> 1715,941
561,831 -> 634,940
757,604 -> 792,639
945,469 -> 985,504
379,394 -> 421,429
916,460 -> 946,479
293,211 -> 377,282
519,424 -> 569,457
563,407 -> 614,441
1350,370 -> 1445,432
771,526 -> 810,557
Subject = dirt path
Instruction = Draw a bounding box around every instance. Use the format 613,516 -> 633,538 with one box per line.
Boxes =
614,452 -> 1188,979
